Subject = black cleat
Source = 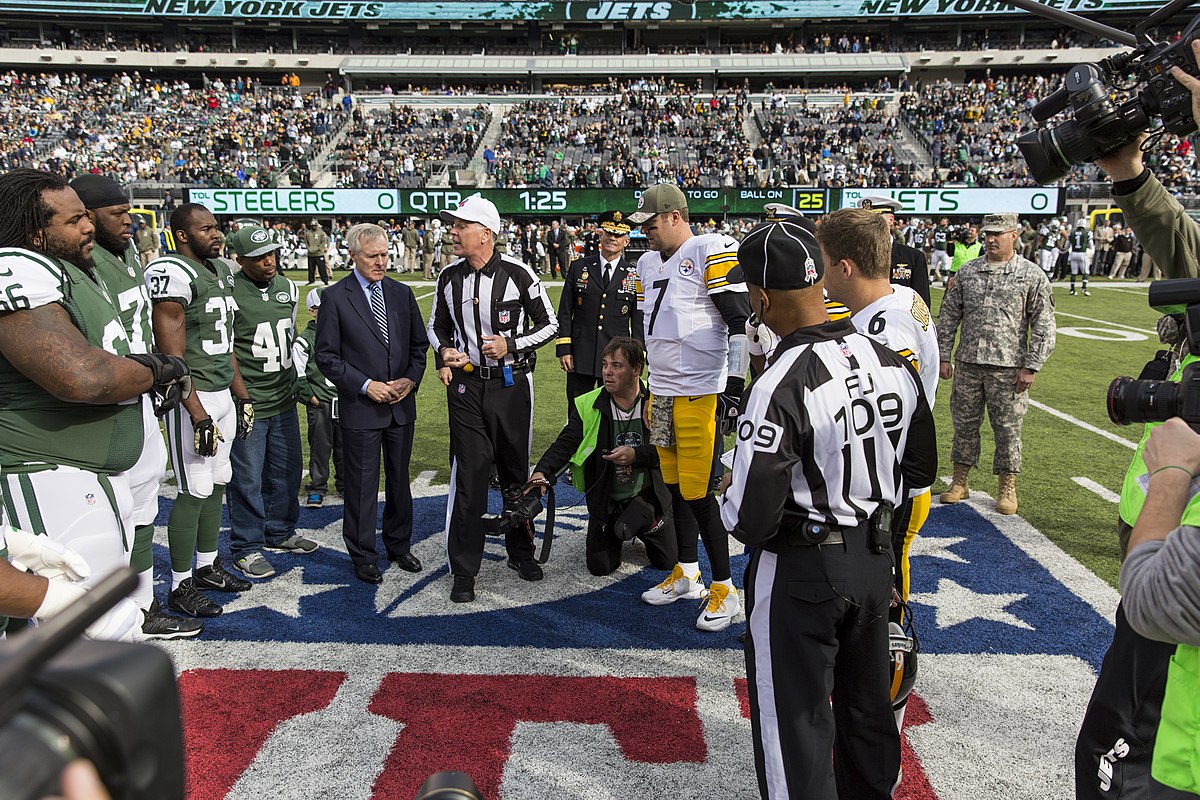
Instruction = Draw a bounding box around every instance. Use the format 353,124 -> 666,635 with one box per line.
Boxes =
194,557 -> 252,592
168,579 -> 222,618
141,599 -> 204,639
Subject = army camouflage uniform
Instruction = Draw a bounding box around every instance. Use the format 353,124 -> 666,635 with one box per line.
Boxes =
937,252 -> 1056,474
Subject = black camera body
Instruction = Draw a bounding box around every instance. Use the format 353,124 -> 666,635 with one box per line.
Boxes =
1108,278 -> 1200,429
1018,7 -> 1200,183
482,490 -> 544,537
0,569 -> 185,800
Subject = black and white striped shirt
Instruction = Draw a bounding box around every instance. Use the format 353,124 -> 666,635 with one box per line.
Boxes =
428,249 -> 558,368
720,318 -> 937,547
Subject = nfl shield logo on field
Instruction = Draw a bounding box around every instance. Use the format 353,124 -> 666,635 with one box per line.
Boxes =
499,309 -> 510,325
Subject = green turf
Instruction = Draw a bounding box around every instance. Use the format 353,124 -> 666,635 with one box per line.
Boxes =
930,278 -> 1161,589
281,268 -> 1159,590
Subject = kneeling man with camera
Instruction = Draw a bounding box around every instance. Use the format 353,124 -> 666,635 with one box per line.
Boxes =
530,337 -> 677,576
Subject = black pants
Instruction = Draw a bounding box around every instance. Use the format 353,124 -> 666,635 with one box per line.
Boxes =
341,422 -> 414,566
548,248 -> 567,278
307,256 -> 330,284
585,497 -> 676,576
744,530 -> 898,800
566,370 -> 601,421
1075,602 -> 1191,800
304,400 -> 343,496
446,370 -> 535,576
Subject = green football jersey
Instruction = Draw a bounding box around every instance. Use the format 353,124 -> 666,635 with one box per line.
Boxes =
93,242 -> 153,355
0,248 -> 143,473
294,320 -> 336,403
145,254 -> 236,391
231,271 -> 298,418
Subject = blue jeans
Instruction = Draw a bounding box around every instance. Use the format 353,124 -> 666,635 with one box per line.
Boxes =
228,406 -> 302,560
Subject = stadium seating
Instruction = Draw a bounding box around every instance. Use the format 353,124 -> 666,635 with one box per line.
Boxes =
328,104 -> 490,189
0,70 -> 347,189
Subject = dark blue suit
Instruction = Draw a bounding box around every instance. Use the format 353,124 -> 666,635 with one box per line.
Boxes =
315,272 -> 428,567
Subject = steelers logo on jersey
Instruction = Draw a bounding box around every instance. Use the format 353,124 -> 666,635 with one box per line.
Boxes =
678,258 -> 695,276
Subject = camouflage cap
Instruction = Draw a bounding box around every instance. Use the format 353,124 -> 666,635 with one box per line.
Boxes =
981,212 -> 1020,233
628,184 -> 687,225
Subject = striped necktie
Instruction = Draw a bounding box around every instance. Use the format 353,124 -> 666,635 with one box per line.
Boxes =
370,282 -> 389,345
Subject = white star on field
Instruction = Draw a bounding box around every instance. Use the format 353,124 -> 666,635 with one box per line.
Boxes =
909,535 -> 968,563
218,567 -> 343,618
909,578 -> 1033,631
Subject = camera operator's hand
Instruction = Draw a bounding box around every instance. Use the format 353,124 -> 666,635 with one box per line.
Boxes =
1014,367 -> 1036,393
527,471 -> 550,496
44,760 -> 112,800
1171,39 -> 1200,140
1094,133 -> 1150,182
601,446 -> 636,466
1143,417 -> 1200,478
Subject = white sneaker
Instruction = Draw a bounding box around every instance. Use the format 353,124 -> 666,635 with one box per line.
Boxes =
641,564 -> 705,606
696,582 -> 740,632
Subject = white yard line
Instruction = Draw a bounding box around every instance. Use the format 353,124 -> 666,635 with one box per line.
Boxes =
1029,400 -> 1138,450
1071,477 -> 1120,503
415,290 -> 436,301
1053,311 -> 1156,335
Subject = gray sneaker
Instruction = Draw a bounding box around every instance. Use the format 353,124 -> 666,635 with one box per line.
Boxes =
234,552 -> 276,579
265,533 -> 318,553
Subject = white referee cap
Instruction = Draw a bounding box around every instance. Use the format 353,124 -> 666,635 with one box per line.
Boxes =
439,193 -> 502,234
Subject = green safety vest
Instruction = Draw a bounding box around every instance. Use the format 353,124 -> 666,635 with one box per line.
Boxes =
1117,354 -> 1200,792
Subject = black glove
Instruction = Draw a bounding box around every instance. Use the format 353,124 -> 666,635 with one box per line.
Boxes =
126,352 -> 192,417
236,398 -> 255,440
717,376 -> 744,435
193,417 -> 223,457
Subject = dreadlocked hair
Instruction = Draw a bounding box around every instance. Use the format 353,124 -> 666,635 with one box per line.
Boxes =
0,169 -> 70,250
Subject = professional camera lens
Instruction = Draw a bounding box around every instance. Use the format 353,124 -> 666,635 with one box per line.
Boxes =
1018,121 -> 1096,184
1107,376 -> 1181,425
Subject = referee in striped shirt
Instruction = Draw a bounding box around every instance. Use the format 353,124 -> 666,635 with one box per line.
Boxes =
428,194 -> 558,603
720,216 -> 937,799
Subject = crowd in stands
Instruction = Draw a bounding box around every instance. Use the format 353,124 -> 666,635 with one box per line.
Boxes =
755,96 -> 919,188
329,104 -> 489,188
1,23 -> 1135,57
0,70 -> 347,189
491,87 -> 757,190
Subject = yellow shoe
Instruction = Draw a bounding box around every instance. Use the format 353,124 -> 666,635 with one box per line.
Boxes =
696,582 -> 740,632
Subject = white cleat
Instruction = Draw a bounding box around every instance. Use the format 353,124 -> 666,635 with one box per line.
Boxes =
696,582 -> 740,632
641,564 -> 706,606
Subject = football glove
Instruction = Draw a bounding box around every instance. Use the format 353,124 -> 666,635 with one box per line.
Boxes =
126,352 -> 192,417
745,316 -> 778,358
716,376 -> 744,436
236,398 -> 255,440
194,417 -> 224,457
2,524 -> 90,581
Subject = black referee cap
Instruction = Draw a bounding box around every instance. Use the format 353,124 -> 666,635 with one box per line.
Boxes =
738,219 -> 824,290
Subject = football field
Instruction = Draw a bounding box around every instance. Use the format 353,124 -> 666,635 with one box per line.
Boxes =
156,269 -> 1160,799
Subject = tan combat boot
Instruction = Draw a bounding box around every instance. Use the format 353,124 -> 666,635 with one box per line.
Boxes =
996,473 -> 1018,515
939,463 -> 971,503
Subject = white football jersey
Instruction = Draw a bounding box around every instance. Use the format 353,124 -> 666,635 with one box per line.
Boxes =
851,285 -> 939,407
636,232 -> 746,396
